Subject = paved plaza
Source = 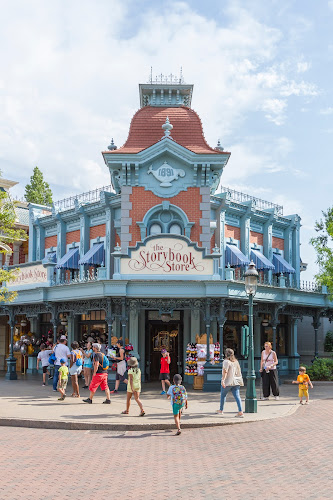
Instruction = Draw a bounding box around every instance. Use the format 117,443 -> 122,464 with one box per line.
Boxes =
0,392 -> 332,500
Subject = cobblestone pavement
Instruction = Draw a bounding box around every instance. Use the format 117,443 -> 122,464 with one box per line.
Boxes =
0,399 -> 332,500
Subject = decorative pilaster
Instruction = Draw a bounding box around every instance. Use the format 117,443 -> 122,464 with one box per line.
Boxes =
79,212 -> 89,280
5,309 -> 17,380
289,317 -> 300,373
129,301 -> 139,359
241,216 -> 251,259
264,220 -> 273,284
219,211 -> 226,279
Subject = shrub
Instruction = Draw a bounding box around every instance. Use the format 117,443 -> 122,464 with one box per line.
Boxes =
324,331 -> 333,352
306,357 -> 333,381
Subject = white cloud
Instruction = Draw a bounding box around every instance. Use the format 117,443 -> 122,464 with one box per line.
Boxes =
297,61 -> 311,73
262,98 -> 287,125
320,107 -> 333,115
329,1 -> 333,11
0,0 -> 320,203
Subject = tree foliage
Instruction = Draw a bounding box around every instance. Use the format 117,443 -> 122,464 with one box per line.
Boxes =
0,190 -> 27,302
25,166 -> 53,205
310,207 -> 333,297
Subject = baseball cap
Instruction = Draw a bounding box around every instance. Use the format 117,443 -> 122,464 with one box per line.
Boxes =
60,335 -> 67,340
60,358 -> 66,364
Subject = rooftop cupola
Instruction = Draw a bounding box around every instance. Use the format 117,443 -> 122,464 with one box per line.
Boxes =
139,70 -> 193,108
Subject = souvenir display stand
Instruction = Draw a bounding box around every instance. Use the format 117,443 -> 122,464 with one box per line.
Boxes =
185,335 -> 221,390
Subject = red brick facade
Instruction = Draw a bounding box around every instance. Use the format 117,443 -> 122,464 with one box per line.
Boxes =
45,235 -> 57,249
128,186 -> 203,246
66,230 -> 80,245
250,231 -> 264,246
225,225 -> 241,240
272,237 -> 284,250
90,224 -> 106,240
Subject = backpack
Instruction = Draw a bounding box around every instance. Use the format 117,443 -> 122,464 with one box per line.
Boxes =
99,353 -> 109,371
74,350 -> 83,367
48,347 -> 57,366
172,385 -> 187,406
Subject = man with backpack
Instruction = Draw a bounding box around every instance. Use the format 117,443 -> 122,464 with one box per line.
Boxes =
83,343 -> 111,404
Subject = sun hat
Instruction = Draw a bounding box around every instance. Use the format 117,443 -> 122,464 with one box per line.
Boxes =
127,357 -> 138,368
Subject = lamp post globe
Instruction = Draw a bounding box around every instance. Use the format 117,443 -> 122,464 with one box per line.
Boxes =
244,260 -> 259,413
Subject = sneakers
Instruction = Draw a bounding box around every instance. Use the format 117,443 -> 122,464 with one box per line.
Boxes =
83,398 -> 92,404
160,391 -> 166,395
53,389 -> 58,392
42,383 -> 46,386
110,390 -> 118,394
48,375 -> 53,380
82,385 -> 88,389
275,396 -> 280,400
262,397 -> 269,400
103,399 -> 111,404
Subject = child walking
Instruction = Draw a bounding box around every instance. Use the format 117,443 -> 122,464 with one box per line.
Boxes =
292,366 -> 313,404
57,358 -> 69,401
160,348 -> 171,395
167,374 -> 188,435
121,357 -> 145,416
36,343 -> 53,386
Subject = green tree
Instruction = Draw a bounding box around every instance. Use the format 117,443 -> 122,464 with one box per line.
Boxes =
0,190 -> 27,302
25,166 -> 53,205
310,206 -> 333,296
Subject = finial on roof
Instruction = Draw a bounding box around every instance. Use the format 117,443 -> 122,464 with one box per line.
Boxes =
216,139 -> 224,151
162,116 -> 173,137
108,138 -> 117,151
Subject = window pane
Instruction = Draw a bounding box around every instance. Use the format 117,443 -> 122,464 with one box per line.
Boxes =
169,223 -> 181,235
150,223 -> 162,235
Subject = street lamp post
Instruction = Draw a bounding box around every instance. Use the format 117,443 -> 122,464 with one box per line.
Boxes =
244,260 -> 259,413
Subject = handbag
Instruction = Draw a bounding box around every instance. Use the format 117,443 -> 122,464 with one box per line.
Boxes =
261,351 -> 272,377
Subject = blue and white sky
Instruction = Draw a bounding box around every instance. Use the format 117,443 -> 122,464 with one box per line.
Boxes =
1,0 -> 332,280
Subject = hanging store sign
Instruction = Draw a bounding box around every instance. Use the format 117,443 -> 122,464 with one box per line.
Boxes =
8,264 -> 48,287
120,236 -> 213,276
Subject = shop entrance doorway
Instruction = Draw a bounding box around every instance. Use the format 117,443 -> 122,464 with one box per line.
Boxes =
145,310 -> 183,381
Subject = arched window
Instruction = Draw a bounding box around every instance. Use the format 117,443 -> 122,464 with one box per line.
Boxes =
169,223 -> 182,235
149,223 -> 162,236
138,203 -> 194,240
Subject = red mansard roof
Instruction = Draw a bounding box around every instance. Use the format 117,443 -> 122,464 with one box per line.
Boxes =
103,106 -> 229,155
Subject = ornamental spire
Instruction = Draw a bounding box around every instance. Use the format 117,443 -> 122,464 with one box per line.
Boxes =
162,116 -> 173,137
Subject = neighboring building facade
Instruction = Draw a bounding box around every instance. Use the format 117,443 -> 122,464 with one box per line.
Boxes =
1,77 -> 332,382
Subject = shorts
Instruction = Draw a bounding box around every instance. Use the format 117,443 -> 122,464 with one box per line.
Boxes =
89,373 -> 109,393
299,388 -> 309,398
84,364 -> 93,370
69,365 -> 83,376
116,371 -> 127,382
57,378 -> 68,390
42,366 -> 49,374
172,403 -> 184,415
159,373 -> 170,381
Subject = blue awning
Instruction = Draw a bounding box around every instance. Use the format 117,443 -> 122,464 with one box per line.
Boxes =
273,253 -> 295,274
225,244 -> 250,267
56,247 -> 79,269
46,251 -> 57,263
78,242 -> 104,266
250,249 -> 275,271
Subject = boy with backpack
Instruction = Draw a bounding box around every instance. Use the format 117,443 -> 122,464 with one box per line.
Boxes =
83,343 -> 111,404
167,374 -> 188,435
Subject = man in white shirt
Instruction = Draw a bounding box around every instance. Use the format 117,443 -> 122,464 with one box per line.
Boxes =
52,336 -> 71,392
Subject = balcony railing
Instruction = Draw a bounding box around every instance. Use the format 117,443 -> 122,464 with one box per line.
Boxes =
218,186 -> 283,215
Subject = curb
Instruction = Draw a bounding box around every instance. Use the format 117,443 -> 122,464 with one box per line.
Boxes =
0,404 -> 300,432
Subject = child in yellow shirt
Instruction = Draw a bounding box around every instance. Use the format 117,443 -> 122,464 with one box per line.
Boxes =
57,358 -> 69,401
292,366 -> 313,404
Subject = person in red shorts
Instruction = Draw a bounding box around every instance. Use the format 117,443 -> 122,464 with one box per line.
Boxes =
160,348 -> 171,395
83,343 -> 111,404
